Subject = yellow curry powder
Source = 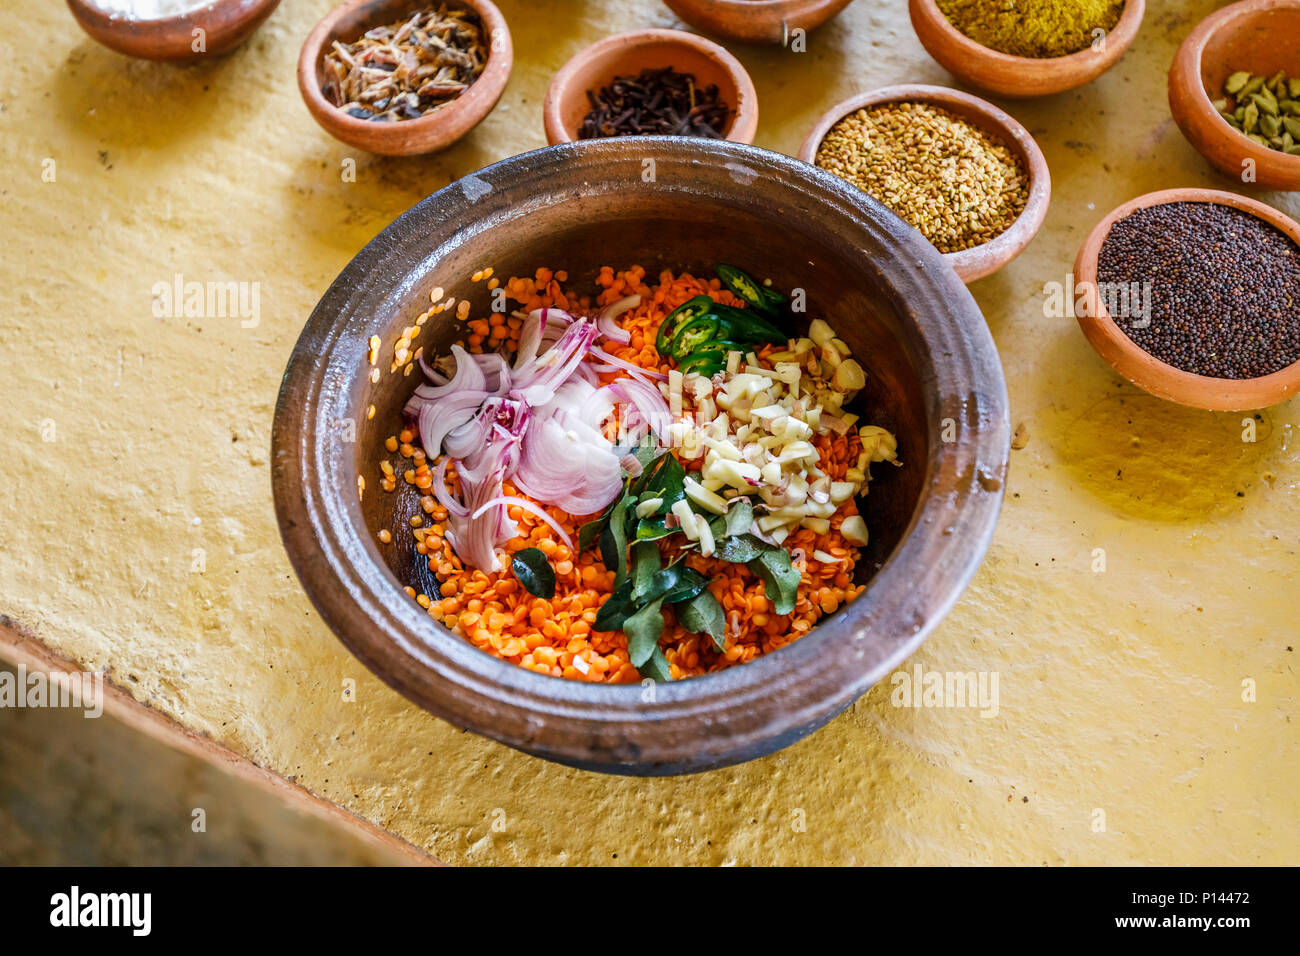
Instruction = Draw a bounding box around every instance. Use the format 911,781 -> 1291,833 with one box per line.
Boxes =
937,0 -> 1125,59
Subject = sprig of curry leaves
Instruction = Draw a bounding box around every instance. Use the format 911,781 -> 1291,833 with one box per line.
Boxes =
576,448 -> 804,681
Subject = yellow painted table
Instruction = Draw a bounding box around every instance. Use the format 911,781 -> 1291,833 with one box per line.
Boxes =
1,0 -> 1295,865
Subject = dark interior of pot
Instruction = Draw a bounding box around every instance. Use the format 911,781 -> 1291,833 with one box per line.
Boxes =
353,194 -> 931,647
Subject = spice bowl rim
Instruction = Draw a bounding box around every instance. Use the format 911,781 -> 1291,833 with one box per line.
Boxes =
271,138 -> 1010,776
65,0 -> 282,61
541,28 -> 759,146
907,0 -> 1146,98
1167,0 -> 1300,191
296,0 -> 513,157
661,0 -> 856,45
1073,187 -> 1300,410
796,84 -> 1052,283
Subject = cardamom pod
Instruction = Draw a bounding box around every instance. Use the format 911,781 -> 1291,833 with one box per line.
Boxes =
1290,78 -> 1300,98
1284,116 -> 1300,139
1242,76 -> 1265,97
1253,90 -> 1279,116
1260,113 -> 1282,138
1244,101 -> 1260,132
1225,71 -> 1251,94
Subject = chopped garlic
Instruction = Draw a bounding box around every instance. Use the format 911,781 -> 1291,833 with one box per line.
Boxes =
696,514 -> 716,557
683,477 -> 729,514
841,515 -> 869,546
635,497 -> 663,518
672,500 -> 699,540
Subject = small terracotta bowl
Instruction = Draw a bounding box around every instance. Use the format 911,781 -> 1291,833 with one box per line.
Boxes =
543,29 -> 757,146
797,85 -> 1051,283
272,139 -> 1010,775
662,0 -> 855,45
1169,0 -> 1300,191
1073,188 -> 1300,410
65,0 -> 280,61
908,0 -> 1145,98
298,0 -> 512,157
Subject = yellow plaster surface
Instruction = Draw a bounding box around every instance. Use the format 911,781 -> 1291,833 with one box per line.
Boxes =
1,0 -> 1295,865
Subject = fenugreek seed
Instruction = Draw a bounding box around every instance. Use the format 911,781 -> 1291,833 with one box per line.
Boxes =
815,101 -> 1027,254
378,529 -> 392,543
430,286 -> 444,303
370,368 -> 381,383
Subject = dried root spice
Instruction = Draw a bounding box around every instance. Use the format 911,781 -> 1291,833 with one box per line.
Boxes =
937,0 -> 1124,59
579,67 -> 730,139
1215,70 -> 1300,155
322,6 -> 487,122
1097,202 -> 1300,379
814,101 -> 1029,254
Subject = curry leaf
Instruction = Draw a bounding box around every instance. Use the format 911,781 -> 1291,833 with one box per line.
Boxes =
635,515 -> 674,541
578,517 -> 605,553
593,577 -> 634,632
638,645 -> 673,683
747,548 -> 801,616
713,533 -> 774,564
625,597 -> 666,668
631,540 -> 660,603
723,499 -> 754,537
677,589 -> 726,652
601,492 -> 633,590
653,563 -> 707,604
641,453 -> 686,514
510,548 -> 556,599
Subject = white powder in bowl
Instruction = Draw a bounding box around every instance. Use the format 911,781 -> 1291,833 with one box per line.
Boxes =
87,0 -> 217,20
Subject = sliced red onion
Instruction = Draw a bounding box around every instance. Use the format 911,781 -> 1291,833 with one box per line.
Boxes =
471,495 -> 574,551
431,456 -> 468,517
595,294 -> 640,344
589,345 -> 668,383
417,392 -> 486,457
608,378 -> 673,438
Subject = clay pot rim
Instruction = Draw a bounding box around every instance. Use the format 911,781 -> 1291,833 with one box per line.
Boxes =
65,0 -> 281,61
1073,187 -> 1300,410
296,0 -> 513,156
271,139 -> 1009,774
910,0 -> 1146,70
542,29 -> 758,146
663,0 -> 855,44
1167,0 -> 1300,187
797,84 -> 1051,283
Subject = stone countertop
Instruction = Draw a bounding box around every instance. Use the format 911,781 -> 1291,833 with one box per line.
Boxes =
0,0 -> 1295,864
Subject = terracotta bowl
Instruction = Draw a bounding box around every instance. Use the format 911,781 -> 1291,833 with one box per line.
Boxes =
272,139 -> 1010,776
298,0 -> 512,157
1169,0 -> 1300,191
908,0 -> 1146,98
65,0 -> 280,61
543,29 -> 757,146
1073,188 -> 1300,410
797,85 -> 1051,283
662,0 -> 855,45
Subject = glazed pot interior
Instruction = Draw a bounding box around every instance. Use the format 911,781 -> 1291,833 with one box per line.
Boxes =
362,197 -> 929,619
1198,7 -> 1300,94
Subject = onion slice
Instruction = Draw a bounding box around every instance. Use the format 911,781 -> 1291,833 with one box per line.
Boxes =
595,294 -> 640,344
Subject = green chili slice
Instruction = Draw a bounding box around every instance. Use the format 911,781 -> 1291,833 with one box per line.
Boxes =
654,295 -> 715,355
